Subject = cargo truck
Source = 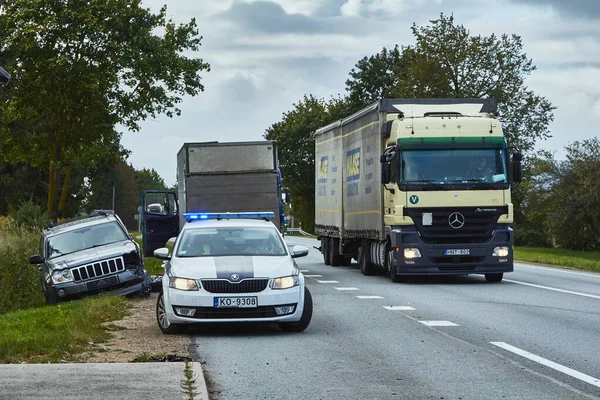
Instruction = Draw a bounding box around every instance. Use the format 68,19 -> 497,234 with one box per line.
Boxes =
315,99 -> 521,283
142,141 -> 289,256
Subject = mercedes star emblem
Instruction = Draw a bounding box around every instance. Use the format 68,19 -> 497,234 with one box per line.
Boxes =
230,273 -> 240,281
448,212 -> 465,229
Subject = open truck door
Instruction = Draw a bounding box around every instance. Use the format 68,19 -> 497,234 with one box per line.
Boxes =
141,190 -> 179,257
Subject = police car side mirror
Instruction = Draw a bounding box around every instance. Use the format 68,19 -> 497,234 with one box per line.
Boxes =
291,245 -> 309,258
154,247 -> 171,260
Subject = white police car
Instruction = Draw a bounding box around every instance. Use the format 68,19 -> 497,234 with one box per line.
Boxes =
153,212 -> 313,334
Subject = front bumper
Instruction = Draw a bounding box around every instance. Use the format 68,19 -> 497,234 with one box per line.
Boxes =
390,226 -> 514,276
163,283 -> 305,324
49,269 -> 149,300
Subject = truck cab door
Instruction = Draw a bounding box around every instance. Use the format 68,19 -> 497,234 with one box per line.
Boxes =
141,190 -> 179,257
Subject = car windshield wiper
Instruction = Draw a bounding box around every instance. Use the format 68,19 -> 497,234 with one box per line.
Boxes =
448,179 -> 497,188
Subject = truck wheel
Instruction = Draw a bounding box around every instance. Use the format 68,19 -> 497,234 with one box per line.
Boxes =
342,257 -> 352,266
156,293 -> 186,334
322,238 -> 331,266
388,249 -> 406,283
359,242 -> 375,276
329,238 -> 343,266
485,273 -> 503,283
279,287 -> 313,333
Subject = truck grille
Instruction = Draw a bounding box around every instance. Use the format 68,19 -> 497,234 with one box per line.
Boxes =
201,279 -> 269,294
71,256 -> 125,282
405,206 -> 508,244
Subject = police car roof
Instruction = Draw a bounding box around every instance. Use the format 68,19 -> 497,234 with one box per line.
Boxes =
182,218 -> 276,231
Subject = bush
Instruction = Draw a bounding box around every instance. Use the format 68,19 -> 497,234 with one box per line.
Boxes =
0,202 -> 48,314
513,227 -> 551,248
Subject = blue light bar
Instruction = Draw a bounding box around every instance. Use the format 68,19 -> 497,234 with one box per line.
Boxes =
183,212 -> 275,222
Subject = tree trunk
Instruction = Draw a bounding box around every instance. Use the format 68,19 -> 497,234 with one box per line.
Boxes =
57,166 -> 72,216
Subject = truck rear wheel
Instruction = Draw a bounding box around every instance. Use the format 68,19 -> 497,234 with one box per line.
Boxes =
329,238 -> 343,266
359,242 -> 375,276
322,237 -> 331,265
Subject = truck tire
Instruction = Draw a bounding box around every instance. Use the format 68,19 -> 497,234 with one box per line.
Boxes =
329,238 -> 343,266
322,238 -> 331,265
342,257 -> 353,266
388,248 -> 406,283
359,242 -> 376,276
279,287 -> 313,333
156,293 -> 186,334
485,273 -> 503,283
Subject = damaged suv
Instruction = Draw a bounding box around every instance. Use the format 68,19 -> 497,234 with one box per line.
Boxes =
29,210 -> 151,304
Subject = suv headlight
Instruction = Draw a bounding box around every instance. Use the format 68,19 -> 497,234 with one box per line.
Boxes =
169,277 -> 199,291
272,275 -> 299,290
52,269 -> 73,284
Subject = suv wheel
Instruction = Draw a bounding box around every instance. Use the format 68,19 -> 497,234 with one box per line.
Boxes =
156,293 -> 186,334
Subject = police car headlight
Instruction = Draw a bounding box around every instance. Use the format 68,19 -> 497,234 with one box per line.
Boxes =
271,276 -> 299,290
52,269 -> 73,284
169,277 -> 199,291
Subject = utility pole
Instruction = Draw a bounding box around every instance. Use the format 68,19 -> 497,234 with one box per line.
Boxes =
112,186 -> 115,211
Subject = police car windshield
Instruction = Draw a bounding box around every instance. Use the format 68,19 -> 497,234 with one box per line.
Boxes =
47,222 -> 128,259
176,227 -> 287,257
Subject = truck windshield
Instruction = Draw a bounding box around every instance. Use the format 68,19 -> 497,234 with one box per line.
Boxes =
400,148 -> 508,185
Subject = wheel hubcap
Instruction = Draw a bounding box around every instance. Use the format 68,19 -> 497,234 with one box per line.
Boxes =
158,296 -> 170,328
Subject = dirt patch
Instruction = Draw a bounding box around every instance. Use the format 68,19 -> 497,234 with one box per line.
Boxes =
82,292 -> 190,363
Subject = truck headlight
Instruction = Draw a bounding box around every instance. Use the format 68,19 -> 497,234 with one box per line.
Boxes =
272,276 -> 299,290
52,269 -> 73,284
169,277 -> 199,291
492,247 -> 509,257
404,248 -> 422,259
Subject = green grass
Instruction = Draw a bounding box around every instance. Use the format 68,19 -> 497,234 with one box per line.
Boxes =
514,246 -> 600,272
0,295 -> 128,363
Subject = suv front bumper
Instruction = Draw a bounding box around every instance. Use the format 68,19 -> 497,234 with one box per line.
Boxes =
48,269 -> 150,300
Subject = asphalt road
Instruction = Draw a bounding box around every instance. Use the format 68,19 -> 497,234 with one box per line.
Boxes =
190,236 -> 600,400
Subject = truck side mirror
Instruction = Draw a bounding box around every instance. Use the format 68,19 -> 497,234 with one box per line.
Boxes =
382,164 -> 391,183
511,152 -> 522,183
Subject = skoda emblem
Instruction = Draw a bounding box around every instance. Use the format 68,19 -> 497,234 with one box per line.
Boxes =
230,274 -> 240,281
448,212 -> 465,229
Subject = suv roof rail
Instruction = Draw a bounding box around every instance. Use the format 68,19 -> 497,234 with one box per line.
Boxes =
47,210 -> 114,229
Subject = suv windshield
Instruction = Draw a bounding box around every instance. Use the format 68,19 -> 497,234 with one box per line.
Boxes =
47,222 -> 128,259
401,148 -> 508,185
177,227 -> 287,257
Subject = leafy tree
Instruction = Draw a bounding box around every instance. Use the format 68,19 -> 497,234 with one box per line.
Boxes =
346,13 -> 555,155
0,0 -> 209,217
136,168 -> 167,192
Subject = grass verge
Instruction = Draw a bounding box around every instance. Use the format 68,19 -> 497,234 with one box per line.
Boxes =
0,295 -> 128,363
514,246 -> 600,272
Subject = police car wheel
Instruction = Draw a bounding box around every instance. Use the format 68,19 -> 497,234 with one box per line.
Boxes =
156,293 -> 186,334
279,287 -> 313,333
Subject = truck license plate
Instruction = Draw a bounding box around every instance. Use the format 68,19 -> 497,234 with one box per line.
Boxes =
214,297 -> 258,308
444,249 -> 470,256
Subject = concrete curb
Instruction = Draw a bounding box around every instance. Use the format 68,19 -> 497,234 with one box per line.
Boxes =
191,362 -> 210,400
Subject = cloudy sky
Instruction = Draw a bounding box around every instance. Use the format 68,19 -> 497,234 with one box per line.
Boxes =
121,0 -> 600,186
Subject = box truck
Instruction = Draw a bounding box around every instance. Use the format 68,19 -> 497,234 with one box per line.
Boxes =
315,99 -> 521,282
142,141 -> 288,256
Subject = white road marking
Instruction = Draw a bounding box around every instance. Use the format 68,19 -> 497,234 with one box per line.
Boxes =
334,287 -> 360,291
356,295 -> 384,299
383,306 -> 415,311
504,279 -> 600,300
419,321 -> 459,327
317,280 -> 340,284
304,275 -> 323,278
491,342 -> 600,388
515,263 -> 600,278
300,269 -> 309,273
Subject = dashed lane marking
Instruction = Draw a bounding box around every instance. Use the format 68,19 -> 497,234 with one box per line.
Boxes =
316,280 -> 340,284
356,295 -> 384,299
419,321 -> 459,327
304,275 -> 323,278
491,342 -> 600,388
334,287 -> 360,291
383,306 -> 415,311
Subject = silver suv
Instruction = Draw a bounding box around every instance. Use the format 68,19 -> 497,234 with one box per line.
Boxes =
29,210 -> 151,304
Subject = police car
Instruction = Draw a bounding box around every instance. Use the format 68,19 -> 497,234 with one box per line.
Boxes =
153,212 -> 313,334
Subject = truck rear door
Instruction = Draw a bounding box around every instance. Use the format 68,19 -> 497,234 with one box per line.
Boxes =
141,190 -> 179,257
